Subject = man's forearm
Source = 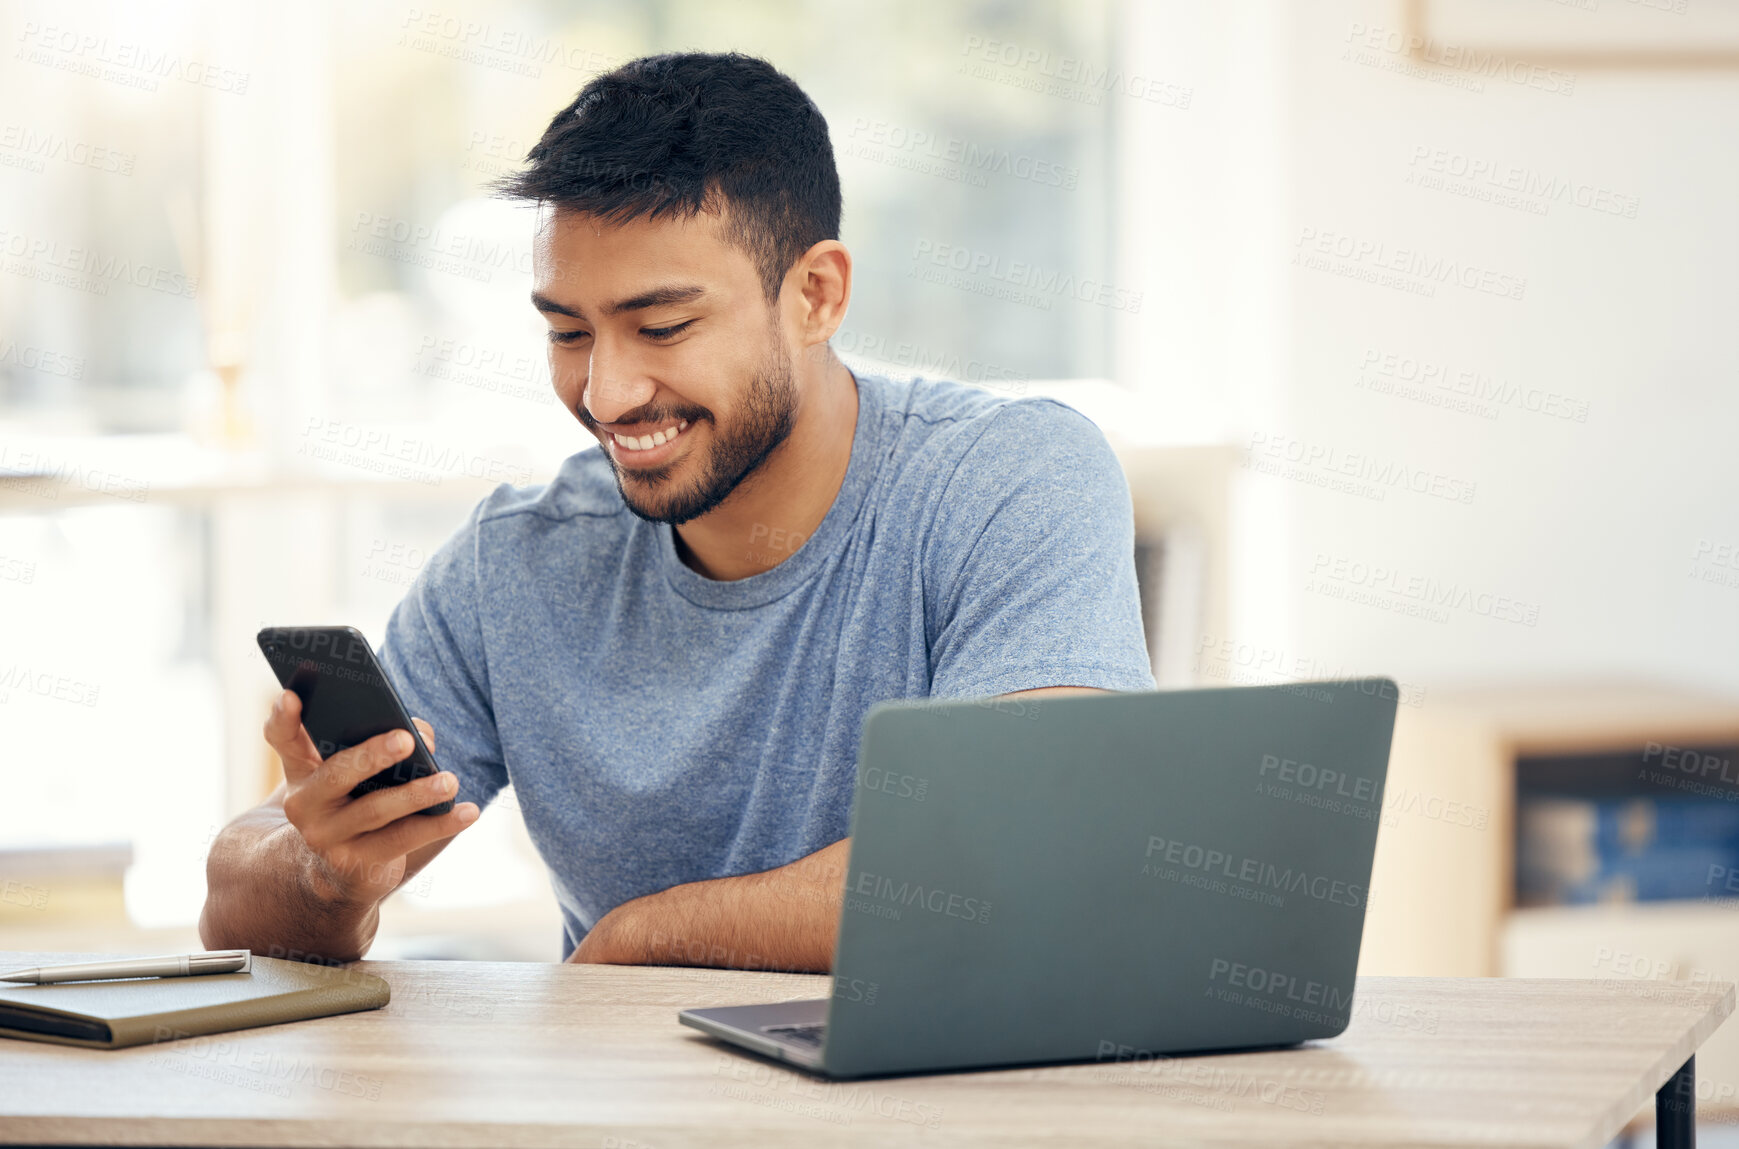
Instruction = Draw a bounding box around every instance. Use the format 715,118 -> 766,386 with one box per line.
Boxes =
573,838 -> 850,972
198,810 -> 380,965
567,693 -> 1101,971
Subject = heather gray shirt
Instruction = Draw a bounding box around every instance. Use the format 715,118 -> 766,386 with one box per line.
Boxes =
379,371 -> 1155,958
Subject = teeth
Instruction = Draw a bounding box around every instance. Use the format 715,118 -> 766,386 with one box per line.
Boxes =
613,422 -> 685,452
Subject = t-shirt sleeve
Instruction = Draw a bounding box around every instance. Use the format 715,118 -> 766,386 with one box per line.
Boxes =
924,398 -> 1157,700
376,500 -> 509,812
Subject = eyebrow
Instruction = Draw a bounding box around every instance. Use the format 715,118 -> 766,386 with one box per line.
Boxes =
531,284 -> 707,320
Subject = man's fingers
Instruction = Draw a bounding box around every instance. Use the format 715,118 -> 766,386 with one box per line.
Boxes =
312,729 -> 417,801
327,771 -> 461,839
351,801 -> 479,867
411,717 -> 436,753
263,691 -> 321,780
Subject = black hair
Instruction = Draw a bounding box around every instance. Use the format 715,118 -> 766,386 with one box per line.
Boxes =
493,52 -> 841,302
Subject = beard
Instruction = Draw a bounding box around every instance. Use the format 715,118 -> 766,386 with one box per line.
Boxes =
599,335 -> 799,527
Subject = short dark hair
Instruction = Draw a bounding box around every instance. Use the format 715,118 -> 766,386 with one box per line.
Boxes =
494,52 -> 841,302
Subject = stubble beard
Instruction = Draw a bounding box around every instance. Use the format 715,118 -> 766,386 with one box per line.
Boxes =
610,335 -> 799,527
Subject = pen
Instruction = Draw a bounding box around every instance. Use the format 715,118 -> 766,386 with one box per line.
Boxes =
0,950 -> 252,984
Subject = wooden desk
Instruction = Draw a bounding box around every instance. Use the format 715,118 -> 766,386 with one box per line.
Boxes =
0,952 -> 1730,1148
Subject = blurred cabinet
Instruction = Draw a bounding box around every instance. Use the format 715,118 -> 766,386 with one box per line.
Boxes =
1360,682 -> 1739,980
1117,444 -> 1240,689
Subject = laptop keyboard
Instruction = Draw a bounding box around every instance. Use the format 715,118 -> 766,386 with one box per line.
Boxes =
764,1023 -> 827,1048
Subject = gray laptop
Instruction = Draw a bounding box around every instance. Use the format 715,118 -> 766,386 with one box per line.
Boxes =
679,679 -> 1398,1079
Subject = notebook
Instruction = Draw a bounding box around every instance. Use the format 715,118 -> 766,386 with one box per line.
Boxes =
0,954 -> 390,1050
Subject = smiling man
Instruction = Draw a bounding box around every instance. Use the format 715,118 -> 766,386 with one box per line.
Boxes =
200,52 -> 1154,973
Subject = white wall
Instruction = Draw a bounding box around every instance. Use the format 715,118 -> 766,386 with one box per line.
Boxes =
1121,0 -> 1739,698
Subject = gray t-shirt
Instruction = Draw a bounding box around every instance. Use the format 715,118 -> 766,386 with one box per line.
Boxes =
378,370 -> 1155,958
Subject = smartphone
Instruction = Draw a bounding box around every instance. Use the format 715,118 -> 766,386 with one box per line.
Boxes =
256,626 -> 453,817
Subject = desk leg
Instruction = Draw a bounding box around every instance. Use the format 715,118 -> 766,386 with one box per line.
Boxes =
1657,1056 -> 1694,1149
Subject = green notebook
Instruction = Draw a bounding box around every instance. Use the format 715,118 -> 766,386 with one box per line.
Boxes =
0,954 -> 390,1050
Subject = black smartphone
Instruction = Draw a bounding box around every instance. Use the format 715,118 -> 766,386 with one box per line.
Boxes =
256,626 -> 454,817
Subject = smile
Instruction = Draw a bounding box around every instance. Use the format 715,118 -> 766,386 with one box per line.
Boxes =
607,419 -> 691,465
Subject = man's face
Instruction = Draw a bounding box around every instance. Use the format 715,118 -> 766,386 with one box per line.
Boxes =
532,205 -> 799,526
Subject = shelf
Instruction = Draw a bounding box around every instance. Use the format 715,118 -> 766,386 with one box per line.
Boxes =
0,428 -> 555,512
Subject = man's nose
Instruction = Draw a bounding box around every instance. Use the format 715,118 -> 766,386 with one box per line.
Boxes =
583,343 -> 657,425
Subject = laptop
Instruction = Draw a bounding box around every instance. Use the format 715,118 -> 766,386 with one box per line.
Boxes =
679,679 -> 1399,1079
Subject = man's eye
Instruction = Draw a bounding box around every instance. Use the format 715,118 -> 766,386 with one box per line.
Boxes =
548,330 -> 590,345
643,320 -> 695,341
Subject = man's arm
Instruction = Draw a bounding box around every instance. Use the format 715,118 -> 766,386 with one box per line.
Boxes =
1001,686 -> 1110,701
571,837 -> 850,971
569,686 -> 1107,971
198,788 -> 450,964
199,701 -> 478,964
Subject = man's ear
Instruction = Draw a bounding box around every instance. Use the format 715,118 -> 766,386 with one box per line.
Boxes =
788,239 -> 852,349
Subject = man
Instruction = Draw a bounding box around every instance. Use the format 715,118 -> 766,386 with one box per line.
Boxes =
199,52 -> 1154,972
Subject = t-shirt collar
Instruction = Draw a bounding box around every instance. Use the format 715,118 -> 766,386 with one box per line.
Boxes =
658,368 -> 879,610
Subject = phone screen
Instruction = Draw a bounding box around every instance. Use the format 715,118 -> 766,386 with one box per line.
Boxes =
256,626 -> 453,817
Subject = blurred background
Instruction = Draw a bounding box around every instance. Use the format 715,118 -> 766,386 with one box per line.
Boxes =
1,0 -> 1737,1137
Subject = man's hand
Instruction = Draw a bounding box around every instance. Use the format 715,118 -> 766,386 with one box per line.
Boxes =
267,689 -> 480,908
568,838 -> 852,972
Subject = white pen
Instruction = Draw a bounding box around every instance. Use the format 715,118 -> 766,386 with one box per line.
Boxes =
0,950 -> 252,984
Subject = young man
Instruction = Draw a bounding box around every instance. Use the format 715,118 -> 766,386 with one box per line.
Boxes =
200,52 -> 1154,972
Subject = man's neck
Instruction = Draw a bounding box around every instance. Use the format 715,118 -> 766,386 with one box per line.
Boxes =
672,358 -> 860,581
